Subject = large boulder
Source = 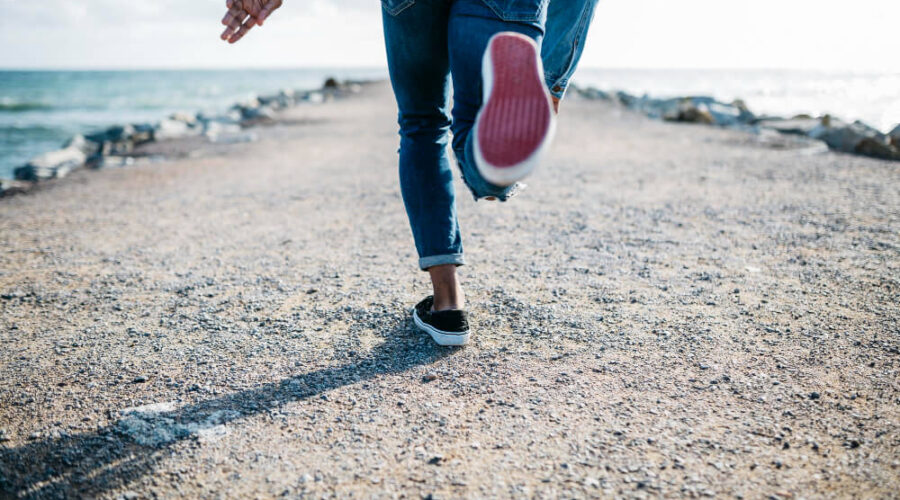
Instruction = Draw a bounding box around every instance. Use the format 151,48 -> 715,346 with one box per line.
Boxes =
757,117 -> 822,136
169,111 -> 198,126
661,99 -> 714,125
63,134 -> 101,157
889,123 -> 900,148
130,124 -> 155,145
239,105 -> 276,123
85,124 -> 135,145
576,87 -> 612,101
153,119 -> 201,141
86,124 -> 140,155
809,119 -> 900,160
14,146 -> 87,181
0,179 -> 33,196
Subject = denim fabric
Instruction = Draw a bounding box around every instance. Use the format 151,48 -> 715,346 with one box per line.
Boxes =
542,0 -> 600,99
382,0 -> 546,270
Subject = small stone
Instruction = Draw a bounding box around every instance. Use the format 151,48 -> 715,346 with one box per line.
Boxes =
808,392 -> 820,400
427,455 -> 443,465
423,373 -> 438,382
132,376 -> 148,384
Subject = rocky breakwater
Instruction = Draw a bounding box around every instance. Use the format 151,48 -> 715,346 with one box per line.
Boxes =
575,86 -> 900,162
1,78 -> 363,197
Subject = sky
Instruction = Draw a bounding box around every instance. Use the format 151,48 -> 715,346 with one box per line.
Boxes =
0,0 -> 898,71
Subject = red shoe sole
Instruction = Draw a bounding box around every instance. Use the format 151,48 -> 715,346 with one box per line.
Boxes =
475,33 -> 554,180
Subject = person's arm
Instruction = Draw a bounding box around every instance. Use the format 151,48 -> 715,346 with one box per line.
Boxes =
220,0 -> 283,44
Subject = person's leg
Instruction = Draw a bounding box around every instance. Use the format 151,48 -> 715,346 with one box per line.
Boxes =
381,0 -> 466,311
447,0 -> 550,201
542,0 -> 600,107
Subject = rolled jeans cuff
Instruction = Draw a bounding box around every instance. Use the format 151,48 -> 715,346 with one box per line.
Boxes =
548,81 -> 567,100
419,253 -> 465,270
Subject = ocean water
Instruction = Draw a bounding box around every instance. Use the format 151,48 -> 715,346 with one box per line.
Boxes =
2,68 -> 898,179
572,68 -> 900,133
0,68 -> 387,180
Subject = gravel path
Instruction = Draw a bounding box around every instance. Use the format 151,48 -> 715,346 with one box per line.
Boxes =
1,82 -> 898,499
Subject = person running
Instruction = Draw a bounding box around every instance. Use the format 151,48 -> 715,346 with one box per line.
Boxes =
220,0 -> 599,346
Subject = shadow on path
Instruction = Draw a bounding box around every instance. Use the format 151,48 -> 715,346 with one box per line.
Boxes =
0,319 -> 452,498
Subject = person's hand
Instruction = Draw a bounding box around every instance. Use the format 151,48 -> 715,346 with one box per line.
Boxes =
220,0 -> 283,44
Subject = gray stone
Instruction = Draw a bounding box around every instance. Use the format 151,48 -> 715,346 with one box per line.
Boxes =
63,134 -> 101,157
0,179 -> 33,196
662,99 -> 714,125
240,105 -> 276,123
86,124 -> 136,145
14,146 -> 87,181
153,119 -> 200,141
889,123 -> 900,148
809,119 -> 899,160
203,121 -> 243,139
169,111 -> 198,126
757,117 -> 822,136
577,87 -> 612,101
131,123 -> 155,145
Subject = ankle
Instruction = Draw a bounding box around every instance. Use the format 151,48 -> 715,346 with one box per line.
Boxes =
428,264 -> 466,311
432,293 -> 465,312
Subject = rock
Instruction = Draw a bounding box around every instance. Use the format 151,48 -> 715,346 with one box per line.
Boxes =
856,137 -> 900,160
663,99 -> 714,125
305,91 -> 325,104
153,119 -> 200,141
86,124 -> 135,145
423,373 -> 439,382
239,105 -> 276,123
757,117 -> 822,136
258,89 -> 296,110
577,87 -> 612,101
14,146 -> 87,181
323,77 -> 340,89
202,120 -> 242,138
707,101 -> 753,126
810,119 -> 900,160
130,124 -> 155,145
169,111 -> 198,126
86,124 -> 139,156
889,123 -> 900,148
63,134 -> 101,157
0,179 -> 34,196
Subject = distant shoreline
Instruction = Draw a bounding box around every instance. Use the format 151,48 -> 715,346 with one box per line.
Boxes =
0,78 -> 370,197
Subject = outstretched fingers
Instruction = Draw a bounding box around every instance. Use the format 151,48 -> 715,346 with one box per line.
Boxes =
227,16 -> 257,43
256,0 -> 283,26
221,4 -> 244,27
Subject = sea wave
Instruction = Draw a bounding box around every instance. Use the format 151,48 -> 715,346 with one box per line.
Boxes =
0,101 -> 54,112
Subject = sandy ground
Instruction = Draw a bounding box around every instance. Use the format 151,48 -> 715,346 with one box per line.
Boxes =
1,82 -> 898,499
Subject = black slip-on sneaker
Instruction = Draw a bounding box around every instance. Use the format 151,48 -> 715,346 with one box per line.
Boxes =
412,296 -> 470,346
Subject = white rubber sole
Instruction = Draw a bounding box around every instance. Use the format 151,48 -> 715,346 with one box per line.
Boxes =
412,309 -> 470,346
473,32 -> 557,187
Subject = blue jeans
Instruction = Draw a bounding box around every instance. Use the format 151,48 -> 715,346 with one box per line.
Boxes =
382,0 -> 598,270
